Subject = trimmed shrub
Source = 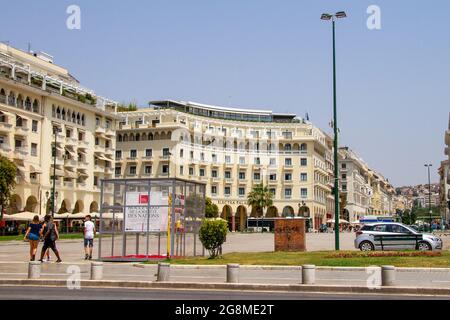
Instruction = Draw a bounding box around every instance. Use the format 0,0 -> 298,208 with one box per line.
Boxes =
199,218 -> 228,259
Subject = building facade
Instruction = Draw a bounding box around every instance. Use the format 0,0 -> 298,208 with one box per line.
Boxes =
0,44 -> 117,217
338,147 -> 396,222
115,100 -> 335,231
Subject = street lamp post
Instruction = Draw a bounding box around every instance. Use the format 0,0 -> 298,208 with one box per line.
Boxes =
424,164 -> 433,232
51,127 -> 61,217
321,11 -> 347,250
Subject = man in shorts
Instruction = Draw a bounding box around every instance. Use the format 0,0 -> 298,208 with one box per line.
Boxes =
39,214 -> 62,263
83,215 -> 96,260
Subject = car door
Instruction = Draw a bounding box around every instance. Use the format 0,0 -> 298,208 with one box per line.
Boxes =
370,224 -> 390,250
385,224 -> 417,250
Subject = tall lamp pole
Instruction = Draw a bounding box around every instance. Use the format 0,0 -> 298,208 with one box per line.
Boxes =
51,127 -> 61,217
424,164 -> 433,232
321,11 -> 347,250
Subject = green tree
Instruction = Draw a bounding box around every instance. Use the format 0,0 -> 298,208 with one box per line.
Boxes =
247,183 -> 273,230
0,156 -> 17,220
205,197 -> 219,218
199,219 -> 228,259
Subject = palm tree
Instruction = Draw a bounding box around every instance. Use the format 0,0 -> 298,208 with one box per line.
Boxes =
247,183 -> 273,232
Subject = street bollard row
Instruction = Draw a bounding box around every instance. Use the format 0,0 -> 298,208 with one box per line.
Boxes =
27,261 -> 105,280
154,263 -> 398,286
27,261 -> 397,286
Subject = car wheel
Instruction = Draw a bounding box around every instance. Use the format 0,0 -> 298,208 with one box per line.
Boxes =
417,241 -> 432,251
359,241 -> 374,251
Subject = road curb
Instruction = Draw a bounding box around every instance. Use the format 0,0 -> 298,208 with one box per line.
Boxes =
0,279 -> 449,296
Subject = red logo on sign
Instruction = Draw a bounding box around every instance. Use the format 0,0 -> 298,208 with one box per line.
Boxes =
139,194 -> 149,204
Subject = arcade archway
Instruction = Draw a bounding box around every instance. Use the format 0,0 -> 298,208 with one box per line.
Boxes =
235,205 -> 247,232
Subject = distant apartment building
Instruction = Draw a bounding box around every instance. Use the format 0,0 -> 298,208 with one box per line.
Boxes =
338,147 -> 396,222
115,100 -> 335,231
0,43 -> 117,216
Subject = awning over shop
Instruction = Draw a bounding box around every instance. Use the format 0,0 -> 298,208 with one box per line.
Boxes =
2,212 -> 42,222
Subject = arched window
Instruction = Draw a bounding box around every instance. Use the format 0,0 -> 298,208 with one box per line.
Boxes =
32,99 -> 39,113
118,134 -> 123,142
72,112 -> 76,123
52,105 -> 56,117
135,133 -> 140,141
123,134 -> 128,142
7,91 -> 15,106
61,108 -> 66,120
141,133 -> 147,140
0,89 -> 5,103
148,133 -> 153,141
81,114 -> 85,126
25,97 -> 32,110
67,110 -> 71,121
77,113 -> 81,125
300,143 -> 307,151
16,95 -> 23,108
56,107 -> 61,119
130,133 -> 135,141
284,144 -> 291,151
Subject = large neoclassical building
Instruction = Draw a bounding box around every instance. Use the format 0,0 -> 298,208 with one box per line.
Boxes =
115,100 -> 336,231
0,43 -> 117,217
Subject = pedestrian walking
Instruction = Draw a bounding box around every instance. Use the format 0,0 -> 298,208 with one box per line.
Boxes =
83,215 -> 96,260
38,214 -> 62,263
23,215 -> 42,261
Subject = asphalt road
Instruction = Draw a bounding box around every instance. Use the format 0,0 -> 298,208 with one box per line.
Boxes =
0,286 -> 448,300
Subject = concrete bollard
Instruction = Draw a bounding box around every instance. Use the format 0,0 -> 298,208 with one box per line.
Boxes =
157,262 -> 170,282
227,264 -> 240,283
28,261 -> 41,279
381,265 -> 396,286
302,265 -> 316,284
90,262 -> 103,280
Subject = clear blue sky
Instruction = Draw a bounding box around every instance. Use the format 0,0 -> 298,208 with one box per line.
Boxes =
1,0 -> 449,186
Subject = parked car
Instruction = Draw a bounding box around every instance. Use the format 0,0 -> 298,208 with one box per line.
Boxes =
354,222 -> 442,251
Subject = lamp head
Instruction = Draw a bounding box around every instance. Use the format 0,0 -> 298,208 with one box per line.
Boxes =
335,11 -> 347,19
321,13 -> 332,20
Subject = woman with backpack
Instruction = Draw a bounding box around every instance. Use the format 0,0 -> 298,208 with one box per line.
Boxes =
38,214 -> 62,263
23,215 -> 42,261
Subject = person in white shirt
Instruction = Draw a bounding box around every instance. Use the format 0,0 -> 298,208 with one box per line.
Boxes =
83,215 -> 96,260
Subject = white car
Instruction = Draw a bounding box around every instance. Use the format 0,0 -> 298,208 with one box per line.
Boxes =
354,222 -> 443,251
